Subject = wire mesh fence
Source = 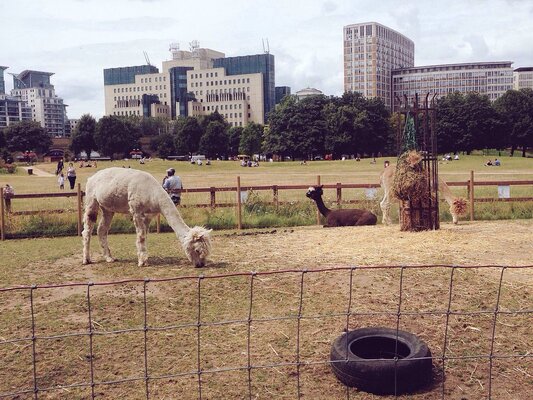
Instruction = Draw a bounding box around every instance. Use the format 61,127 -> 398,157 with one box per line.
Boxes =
0,265 -> 531,399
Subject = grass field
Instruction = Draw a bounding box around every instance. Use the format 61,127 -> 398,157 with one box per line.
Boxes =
1,155 -> 532,399
1,155 -> 532,237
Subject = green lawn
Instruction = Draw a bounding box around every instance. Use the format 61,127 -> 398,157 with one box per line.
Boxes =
1,155 -> 532,237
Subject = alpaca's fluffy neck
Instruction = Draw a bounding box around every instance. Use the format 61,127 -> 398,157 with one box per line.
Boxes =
159,197 -> 190,239
312,196 -> 331,217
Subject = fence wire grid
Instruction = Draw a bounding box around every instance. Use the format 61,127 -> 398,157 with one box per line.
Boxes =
0,265 -> 532,399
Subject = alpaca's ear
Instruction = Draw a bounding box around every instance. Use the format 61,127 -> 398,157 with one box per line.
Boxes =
319,185 -> 324,189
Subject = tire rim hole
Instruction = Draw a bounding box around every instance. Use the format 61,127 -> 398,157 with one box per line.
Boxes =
349,337 -> 411,359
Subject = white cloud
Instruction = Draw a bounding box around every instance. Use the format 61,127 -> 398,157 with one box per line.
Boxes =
1,0 -> 532,118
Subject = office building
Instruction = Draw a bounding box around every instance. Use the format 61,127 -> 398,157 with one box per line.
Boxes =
0,67 -> 45,131
275,86 -> 291,104
0,66 -> 6,94
104,43 -> 275,126
392,62 -> 514,111
10,70 -> 69,136
343,22 -> 415,108
514,67 -> 533,90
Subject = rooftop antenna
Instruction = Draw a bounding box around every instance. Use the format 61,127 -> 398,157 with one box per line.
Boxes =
189,40 -> 200,58
143,51 -> 152,66
262,38 -> 270,54
169,42 -> 180,59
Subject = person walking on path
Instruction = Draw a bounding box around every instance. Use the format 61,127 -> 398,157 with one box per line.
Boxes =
56,158 -> 64,175
67,162 -> 77,189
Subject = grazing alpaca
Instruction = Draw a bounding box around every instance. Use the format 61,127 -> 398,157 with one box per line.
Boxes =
82,167 -> 212,267
380,165 -> 467,225
306,186 -> 377,227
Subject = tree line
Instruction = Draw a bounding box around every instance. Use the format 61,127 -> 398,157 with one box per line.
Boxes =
0,88 -> 531,162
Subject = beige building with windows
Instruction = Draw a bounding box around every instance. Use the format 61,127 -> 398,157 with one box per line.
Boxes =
103,43 -> 271,126
513,67 -> 533,90
343,22 -> 414,108
392,62 -> 514,111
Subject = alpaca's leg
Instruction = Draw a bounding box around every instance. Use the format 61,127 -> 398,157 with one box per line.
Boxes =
380,193 -> 392,225
82,199 -> 99,264
132,213 -> 148,267
98,209 -> 115,262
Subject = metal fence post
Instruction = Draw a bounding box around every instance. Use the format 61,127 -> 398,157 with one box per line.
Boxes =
469,170 -> 475,221
77,183 -> 83,236
237,176 -> 242,230
316,175 -> 321,225
0,187 -> 5,241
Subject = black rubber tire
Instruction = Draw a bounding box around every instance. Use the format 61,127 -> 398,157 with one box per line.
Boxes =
330,327 -> 432,395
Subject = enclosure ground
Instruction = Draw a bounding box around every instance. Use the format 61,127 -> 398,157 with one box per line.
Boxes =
1,220 -> 532,399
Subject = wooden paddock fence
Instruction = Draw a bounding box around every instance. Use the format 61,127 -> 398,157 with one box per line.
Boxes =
1,172 -> 532,240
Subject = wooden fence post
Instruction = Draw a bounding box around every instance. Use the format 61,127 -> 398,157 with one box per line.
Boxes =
336,182 -> 342,207
156,214 -> 161,233
77,183 -> 83,236
237,176 -> 242,230
316,175 -> 321,225
273,185 -> 279,208
469,170 -> 475,221
0,187 -> 5,241
210,187 -> 216,208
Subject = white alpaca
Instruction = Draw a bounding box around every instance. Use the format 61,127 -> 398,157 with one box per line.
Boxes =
380,165 -> 467,225
82,167 -> 212,267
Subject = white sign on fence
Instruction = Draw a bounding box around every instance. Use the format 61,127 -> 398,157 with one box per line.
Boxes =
498,185 -> 510,199
365,188 -> 378,200
240,190 -> 249,203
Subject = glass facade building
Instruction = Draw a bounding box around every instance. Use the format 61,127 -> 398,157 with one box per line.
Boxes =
104,65 -> 159,86
169,66 -> 193,118
213,54 -> 275,120
275,86 -> 291,104
0,66 -> 6,94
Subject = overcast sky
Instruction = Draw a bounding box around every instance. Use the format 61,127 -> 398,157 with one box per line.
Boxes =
1,0 -> 532,119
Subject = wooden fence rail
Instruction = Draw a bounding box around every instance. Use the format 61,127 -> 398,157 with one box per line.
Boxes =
1,173 -> 532,240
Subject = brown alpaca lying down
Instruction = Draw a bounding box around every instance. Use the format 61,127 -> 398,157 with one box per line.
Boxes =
306,186 -> 377,227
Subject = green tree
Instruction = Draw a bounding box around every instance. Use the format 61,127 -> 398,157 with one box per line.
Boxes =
494,89 -> 533,156
174,116 -> 203,155
264,95 -> 297,158
5,121 -> 52,154
151,132 -> 176,159
228,126 -> 243,156
199,121 -> 229,158
70,114 -> 97,159
239,122 -> 263,156
138,116 -> 170,136
95,116 -> 141,159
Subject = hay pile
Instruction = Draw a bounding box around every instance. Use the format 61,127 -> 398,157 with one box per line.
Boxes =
392,150 -> 430,203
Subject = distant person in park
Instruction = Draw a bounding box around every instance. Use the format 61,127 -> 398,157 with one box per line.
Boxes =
485,159 -> 493,166
494,158 -> 501,166
163,168 -> 183,205
3,184 -> 14,213
57,173 -> 65,190
384,160 -> 390,168
67,162 -> 77,189
56,158 -> 64,175
454,153 -> 459,160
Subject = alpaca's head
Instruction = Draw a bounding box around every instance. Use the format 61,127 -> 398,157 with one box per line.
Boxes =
306,185 -> 323,201
182,226 -> 212,267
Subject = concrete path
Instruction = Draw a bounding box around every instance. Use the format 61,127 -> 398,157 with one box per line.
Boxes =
20,166 -> 55,177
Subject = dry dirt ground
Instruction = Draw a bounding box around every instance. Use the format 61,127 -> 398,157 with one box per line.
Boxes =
1,220 -> 532,399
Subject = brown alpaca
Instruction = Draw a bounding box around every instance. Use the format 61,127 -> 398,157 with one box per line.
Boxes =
306,186 -> 377,227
